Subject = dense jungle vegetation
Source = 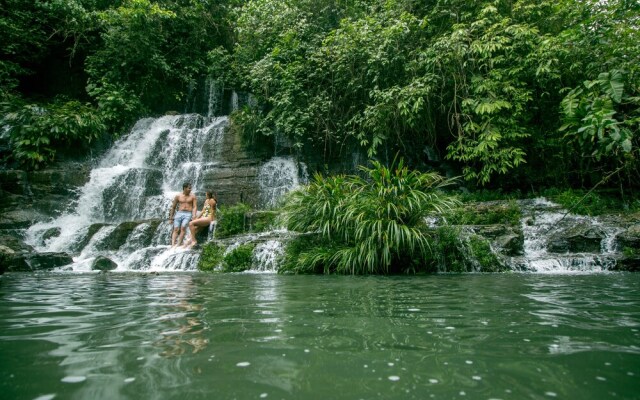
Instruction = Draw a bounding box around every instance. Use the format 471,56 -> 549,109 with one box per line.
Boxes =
1,0 -> 639,195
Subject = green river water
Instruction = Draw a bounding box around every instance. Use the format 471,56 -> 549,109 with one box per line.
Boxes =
1,272 -> 639,400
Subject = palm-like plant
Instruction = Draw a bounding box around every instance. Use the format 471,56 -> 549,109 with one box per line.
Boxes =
280,158 -> 459,274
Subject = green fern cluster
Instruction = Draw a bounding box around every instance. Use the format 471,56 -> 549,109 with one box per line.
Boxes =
279,159 -> 459,274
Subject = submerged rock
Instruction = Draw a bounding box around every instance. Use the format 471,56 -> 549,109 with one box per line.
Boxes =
91,256 -> 118,271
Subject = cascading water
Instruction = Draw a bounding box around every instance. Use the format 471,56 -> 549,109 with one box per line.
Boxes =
517,198 -> 622,273
258,156 -> 308,209
26,114 -> 227,272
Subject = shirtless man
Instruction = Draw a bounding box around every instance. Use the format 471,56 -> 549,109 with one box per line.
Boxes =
168,182 -> 197,247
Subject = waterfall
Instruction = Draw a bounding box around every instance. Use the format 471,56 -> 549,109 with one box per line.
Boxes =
258,156 -> 308,209
206,77 -> 224,118
25,114 -> 227,272
230,91 -> 239,113
518,198 -> 622,273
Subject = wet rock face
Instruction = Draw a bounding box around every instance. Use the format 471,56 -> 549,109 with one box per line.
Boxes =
0,163 -> 91,228
616,224 -> 640,250
0,252 -> 73,273
547,223 -> 605,253
470,225 -> 524,257
0,233 -> 73,273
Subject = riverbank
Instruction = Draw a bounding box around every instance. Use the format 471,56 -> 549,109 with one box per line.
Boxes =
2,159 -> 640,274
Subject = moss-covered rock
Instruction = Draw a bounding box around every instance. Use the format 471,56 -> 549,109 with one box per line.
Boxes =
91,256 -> 118,271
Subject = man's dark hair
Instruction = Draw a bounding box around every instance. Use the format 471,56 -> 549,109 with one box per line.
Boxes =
183,182 -> 191,190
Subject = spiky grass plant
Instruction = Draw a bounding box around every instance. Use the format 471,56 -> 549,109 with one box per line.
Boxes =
280,158 -> 459,274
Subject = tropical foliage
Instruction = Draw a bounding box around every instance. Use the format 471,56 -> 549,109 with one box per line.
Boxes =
0,98 -> 105,169
1,0 -> 638,194
279,159 -> 459,274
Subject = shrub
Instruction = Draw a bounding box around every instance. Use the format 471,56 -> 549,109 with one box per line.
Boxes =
279,158 -> 459,274
542,188 -> 636,215
216,203 -> 251,238
248,211 -> 278,233
222,243 -> 255,272
1,98 -> 106,169
198,242 -> 226,271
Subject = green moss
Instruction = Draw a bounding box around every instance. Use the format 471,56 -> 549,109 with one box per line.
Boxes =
623,246 -> 640,257
222,243 -> 255,272
198,242 -> 226,271
444,199 -> 521,226
468,235 -> 506,272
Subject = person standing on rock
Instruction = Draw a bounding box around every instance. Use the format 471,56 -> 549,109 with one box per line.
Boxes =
168,182 -> 197,247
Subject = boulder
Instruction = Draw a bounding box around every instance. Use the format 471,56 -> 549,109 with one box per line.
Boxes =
91,256 -> 118,271
96,221 -> 141,251
42,227 -> 61,242
495,232 -> 524,256
0,234 -> 35,253
615,224 -> 640,250
548,223 -> 604,253
0,252 -> 73,273
611,254 -> 640,272
68,223 -> 107,253
476,225 -> 509,239
0,170 -> 30,196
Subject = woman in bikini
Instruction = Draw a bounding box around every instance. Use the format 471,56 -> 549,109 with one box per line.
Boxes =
185,191 -> 217,248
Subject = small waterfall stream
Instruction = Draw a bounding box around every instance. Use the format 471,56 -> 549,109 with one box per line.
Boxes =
258,156 -> 308,209
516,198 -> 623,273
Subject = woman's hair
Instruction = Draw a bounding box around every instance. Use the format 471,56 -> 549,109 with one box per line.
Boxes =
205,191 -> 213,199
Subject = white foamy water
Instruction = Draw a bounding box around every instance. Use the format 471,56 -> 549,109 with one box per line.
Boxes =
25,114 -> 227,271
258,157 -> 308,208
519,198 -> 622,273
24,112 -> 307,272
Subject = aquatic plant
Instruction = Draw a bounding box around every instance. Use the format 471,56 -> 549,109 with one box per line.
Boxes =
279,158 -> 459,274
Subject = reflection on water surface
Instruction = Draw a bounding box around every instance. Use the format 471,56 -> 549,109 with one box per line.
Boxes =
0,273 -> 639,400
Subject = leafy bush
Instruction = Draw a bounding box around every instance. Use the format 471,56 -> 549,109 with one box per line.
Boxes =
279,158 -> 459,274
215,203 -> 251,238
249,211 -> 278,232
198,242 -> 226,271
278,233 -> 332,274
221,243 -> 255,272
1,98 -> 106,169
542,188 -> 636,216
